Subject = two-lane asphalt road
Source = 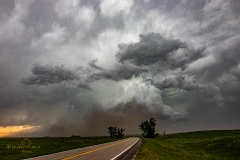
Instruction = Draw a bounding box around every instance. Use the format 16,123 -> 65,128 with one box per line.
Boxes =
25,137 -> 140,160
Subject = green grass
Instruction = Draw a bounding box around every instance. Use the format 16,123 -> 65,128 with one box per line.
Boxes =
136,130 -> 240,160
0,136 -> 120,160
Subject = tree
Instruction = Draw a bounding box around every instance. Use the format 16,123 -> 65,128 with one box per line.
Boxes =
108,127 -> 125,139
116,128 -> 125,138
139,117 -> 157,138
108,127 -> 116,139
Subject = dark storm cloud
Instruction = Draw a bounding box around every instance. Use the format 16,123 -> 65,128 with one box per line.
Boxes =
20,64 -> 76,85
77,83 -> 92,90
164,46 -> 206,70
88,59 -> 103,70
88,64 -> 147,81
180,46 -> 206,64
153,75 -> 203,91
113,31 -> 227,108
185,39 -> 240,81
117,33 -> 187,66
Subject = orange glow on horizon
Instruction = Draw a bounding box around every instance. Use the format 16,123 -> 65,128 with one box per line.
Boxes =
0,125 -> 41,137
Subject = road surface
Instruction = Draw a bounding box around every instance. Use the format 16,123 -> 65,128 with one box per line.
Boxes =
25,137 -> 140,160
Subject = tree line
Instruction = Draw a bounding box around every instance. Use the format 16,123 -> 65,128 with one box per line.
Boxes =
108,117 -> 158,139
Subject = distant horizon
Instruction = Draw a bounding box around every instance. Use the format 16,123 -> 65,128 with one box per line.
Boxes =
1,128 -> 240,138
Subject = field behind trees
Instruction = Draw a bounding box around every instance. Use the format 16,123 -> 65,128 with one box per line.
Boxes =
136,130 -> 240,160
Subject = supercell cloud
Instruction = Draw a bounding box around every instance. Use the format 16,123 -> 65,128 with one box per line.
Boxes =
0,0 -> 240,137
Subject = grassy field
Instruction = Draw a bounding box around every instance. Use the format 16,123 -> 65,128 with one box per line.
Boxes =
0,136 -> 119,160
136,130 -> 240,160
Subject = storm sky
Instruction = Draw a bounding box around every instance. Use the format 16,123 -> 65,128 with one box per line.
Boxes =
0,0 -> 240,137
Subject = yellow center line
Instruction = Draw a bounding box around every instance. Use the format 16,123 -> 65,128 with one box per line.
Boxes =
61,139 -> 129,160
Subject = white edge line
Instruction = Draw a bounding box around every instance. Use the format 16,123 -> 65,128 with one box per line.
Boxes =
111,138 -> 140,160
